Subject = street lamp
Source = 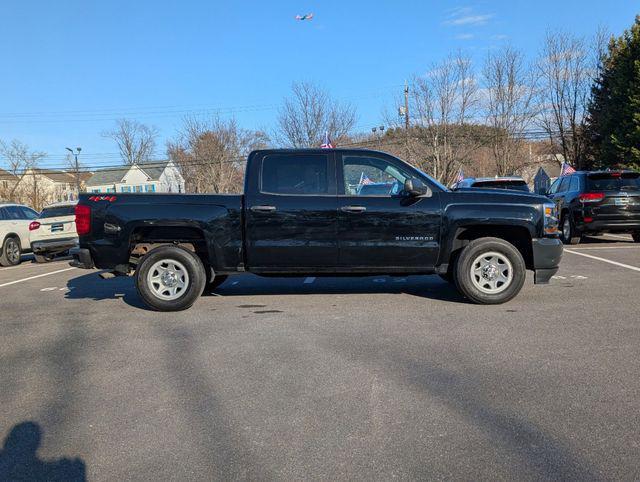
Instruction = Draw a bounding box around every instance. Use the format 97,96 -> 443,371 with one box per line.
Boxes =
66,147 -> 82,195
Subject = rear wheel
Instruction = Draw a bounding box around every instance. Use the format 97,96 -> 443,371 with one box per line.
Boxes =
135,246 -> 206,311
0,237 -> 22,267
560,213 -> 581,245
454,237 -> 526,305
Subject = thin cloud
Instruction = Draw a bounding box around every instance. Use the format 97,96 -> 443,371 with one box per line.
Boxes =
455,33 -> 475,40
444,7 -> 494,27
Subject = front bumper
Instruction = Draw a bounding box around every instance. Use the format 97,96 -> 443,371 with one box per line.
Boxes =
31,237 -> 78,254
532,237 -> 563,284
69,247 -> 94,269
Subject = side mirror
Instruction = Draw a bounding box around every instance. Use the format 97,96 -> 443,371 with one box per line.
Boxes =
404,178 -> 431,197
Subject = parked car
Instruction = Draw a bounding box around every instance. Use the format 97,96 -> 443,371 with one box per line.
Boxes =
0,203 -> 39,266
452,177 -> 530,193
547,170 -> 640,244
71,149 -> 563,311
29,201 -> 78,262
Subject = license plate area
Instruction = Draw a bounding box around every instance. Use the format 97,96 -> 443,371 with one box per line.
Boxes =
614,198 -> 630,206
50,223 -> 64,232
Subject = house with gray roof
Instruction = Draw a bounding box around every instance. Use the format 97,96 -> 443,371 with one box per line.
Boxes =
85,161 -> 184,194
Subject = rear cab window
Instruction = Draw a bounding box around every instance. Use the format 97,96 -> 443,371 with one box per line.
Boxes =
261,154 -> 329,195
587,173 -> 640,191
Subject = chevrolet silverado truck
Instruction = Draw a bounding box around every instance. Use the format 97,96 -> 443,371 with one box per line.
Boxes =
70,149 -> 563,311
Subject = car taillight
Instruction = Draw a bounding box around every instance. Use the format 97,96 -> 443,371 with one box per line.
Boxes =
29,221 -> 41,231
75,204 -> 91,236
579,192 -> 605,203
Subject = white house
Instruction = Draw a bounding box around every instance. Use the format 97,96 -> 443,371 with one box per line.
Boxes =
85,161 -> 185,194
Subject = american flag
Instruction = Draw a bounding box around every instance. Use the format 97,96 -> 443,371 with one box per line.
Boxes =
455,169 -> 464,183
320,131 -> 334,149
560,162 -> 576,176
359,173 -> 374,185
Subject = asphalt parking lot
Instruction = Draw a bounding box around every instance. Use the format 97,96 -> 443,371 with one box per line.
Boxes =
1,235 -> 639,480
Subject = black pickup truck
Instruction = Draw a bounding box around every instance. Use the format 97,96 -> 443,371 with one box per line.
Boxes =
71,149 -> 563,311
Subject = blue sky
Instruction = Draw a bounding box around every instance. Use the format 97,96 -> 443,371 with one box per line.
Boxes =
1,0 -> 638,169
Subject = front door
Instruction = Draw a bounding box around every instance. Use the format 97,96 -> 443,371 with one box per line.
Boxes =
337,153 -> 441,271
245,152 -> 338,271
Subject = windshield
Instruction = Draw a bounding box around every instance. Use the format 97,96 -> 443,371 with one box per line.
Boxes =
587,173 -> 640,191
472,180 -> 530,192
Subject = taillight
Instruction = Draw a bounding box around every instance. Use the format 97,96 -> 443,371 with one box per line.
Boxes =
29,221 -> 41,231
75,204 -> 91,236
579,192 -> 605,203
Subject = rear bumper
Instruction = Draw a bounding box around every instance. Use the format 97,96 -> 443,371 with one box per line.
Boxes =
69,247 -> 94,269
577,219 -> 640,233
532,237 -> 563,284
31,237 -> 78,254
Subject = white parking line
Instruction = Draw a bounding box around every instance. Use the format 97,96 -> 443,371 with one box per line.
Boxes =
0,268 -> 76,288
565,249 -> 640,273
603,234 -> 633,240
569,246 -> 640,250
303,277 -> 316,284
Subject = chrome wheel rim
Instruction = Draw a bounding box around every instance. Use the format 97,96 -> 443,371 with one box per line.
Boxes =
147,259 -> 189,300
563,217 -> 571,240
6,239 -> 20,263
470,251 -> 513,294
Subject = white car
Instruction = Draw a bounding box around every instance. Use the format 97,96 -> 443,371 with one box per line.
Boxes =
29,201 -> 78,263
0,203 -> 40,266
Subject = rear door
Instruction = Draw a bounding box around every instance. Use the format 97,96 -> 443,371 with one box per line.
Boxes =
336,152 -> 441,271
244,152 -> 338,270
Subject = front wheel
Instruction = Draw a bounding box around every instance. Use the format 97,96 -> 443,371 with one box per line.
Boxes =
454,237 -> 526,305
135,246 -> 206,311
0,237 -> 22,266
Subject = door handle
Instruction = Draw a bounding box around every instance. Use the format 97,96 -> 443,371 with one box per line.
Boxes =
250,205 -> 277,213
340,205 -> 367,213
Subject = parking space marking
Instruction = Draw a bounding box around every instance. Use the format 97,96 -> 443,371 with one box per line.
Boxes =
0,267 -> 76,288
604,234 -> 633,240
303,277 -> 316,284
569,246 -> 640,250
565,249 -> 640,273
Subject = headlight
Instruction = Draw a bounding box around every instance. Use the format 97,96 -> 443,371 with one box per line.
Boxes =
543,202 -> 559,236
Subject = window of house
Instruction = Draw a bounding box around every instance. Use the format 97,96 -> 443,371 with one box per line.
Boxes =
121,186 -> 131,193
145,184 -> 156,192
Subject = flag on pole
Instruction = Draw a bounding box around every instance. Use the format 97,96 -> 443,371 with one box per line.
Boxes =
455,168 -> 464,184
320,131 -> 334,149
560,162 -> 576,177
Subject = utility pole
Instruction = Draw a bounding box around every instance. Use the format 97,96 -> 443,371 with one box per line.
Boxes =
66,147 -> 82,197
404,81 -> 410,131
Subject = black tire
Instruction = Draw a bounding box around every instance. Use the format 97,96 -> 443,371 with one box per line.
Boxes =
454,237 -> 526,305
560,212 -> 581,245
135,246 -> 206,311
0,236 -> 22,267
34,253 -> 53,263
632,232 -> 640,243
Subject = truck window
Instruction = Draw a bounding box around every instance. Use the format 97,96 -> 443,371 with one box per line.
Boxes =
342,155 -> 410,196
261,154 -> 329,195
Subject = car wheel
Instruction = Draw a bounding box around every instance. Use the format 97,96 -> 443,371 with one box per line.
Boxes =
632,232 -> 640,243
560,213 -> 581,245
0,236 -> 22,267
454,237 -> 526,305
135,245 -> 206,311
34,253 -> 53,263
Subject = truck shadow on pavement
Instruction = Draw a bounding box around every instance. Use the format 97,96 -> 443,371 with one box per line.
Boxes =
0,422 -> 86,481
64,272 -> 465,309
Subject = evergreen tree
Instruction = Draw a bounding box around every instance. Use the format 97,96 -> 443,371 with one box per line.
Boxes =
586,16 -> 640,170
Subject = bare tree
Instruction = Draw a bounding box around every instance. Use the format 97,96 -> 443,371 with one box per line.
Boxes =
406,52 -> 482,183
537,30 -> 605,169
0,140 -> 46,203
103,119 -> 158,164
168,116 -> 268,193
483,46 -> 538,175
275,82 -> 357,147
